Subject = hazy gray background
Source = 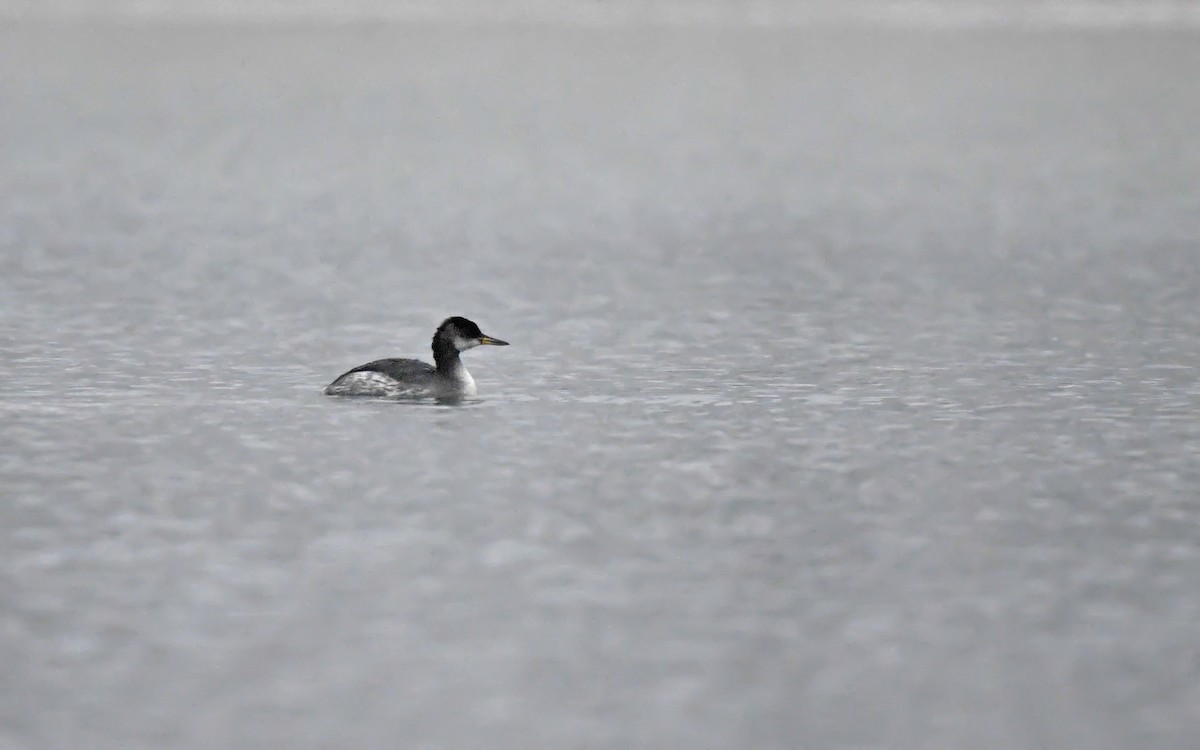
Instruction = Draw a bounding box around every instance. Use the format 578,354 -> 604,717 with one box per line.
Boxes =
4,0 -> 1200,27
2,3 -> 1200,749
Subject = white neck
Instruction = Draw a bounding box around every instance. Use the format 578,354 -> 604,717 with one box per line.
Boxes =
437,360 -> 476,397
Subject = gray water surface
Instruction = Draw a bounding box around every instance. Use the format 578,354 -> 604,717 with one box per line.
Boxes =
2,22 -> 1200,750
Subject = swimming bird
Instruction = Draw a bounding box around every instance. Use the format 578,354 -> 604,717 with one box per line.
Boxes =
324,316 -> 508,399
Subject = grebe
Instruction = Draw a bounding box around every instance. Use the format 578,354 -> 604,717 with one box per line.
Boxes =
325,317 -> 508,399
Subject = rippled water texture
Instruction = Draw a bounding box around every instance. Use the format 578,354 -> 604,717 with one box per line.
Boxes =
2,21 -> 1199,750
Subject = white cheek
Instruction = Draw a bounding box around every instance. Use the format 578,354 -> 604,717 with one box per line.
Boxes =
454,336 -> 479,351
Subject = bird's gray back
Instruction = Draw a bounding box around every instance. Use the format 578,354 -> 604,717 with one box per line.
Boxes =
325,358 -> 436,397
